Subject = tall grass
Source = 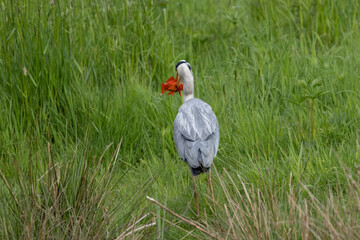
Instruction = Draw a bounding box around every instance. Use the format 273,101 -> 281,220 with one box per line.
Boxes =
1,142 -> 119,239
1,0 -> 360,239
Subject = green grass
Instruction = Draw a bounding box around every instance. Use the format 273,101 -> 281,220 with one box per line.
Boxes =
1,0 -> 360,239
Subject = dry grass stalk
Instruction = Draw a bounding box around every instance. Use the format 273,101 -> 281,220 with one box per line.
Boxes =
205,166 -> 360,240
151,212 -> 203,239
146,196 -> 218,239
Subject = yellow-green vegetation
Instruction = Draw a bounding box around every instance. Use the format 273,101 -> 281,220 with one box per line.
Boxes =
1,0 -> 360,239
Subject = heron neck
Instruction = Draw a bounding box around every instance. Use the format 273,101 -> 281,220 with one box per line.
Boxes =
182,71 -> 194,102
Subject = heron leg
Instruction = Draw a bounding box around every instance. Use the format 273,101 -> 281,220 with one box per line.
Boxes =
208,169 -> 217,215
192,175 -> 200,223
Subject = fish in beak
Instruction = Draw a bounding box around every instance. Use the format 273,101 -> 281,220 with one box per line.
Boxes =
161,74 -> 183,96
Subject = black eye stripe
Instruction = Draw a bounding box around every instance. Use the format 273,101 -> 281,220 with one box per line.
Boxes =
175,60 -> 187,71
175,60 -> 192,72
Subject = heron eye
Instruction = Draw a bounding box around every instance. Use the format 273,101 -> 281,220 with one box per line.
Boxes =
187,64 -> 192,71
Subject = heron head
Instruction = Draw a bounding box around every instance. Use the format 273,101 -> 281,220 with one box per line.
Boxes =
175,60 -> 192,83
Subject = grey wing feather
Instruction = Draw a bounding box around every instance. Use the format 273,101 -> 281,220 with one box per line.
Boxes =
173,98 -> 219,169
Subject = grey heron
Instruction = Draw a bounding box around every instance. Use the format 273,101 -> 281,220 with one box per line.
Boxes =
172,60 -> 219,222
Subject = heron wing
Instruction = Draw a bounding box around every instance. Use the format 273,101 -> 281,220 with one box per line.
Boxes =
173,98 -> 219,170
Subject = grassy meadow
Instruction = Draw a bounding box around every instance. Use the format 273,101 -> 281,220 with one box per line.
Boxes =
1,0 -> 360,239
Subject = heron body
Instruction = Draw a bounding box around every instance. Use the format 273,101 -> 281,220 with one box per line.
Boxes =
174,98 -> 219,176
172,60 -> 219,176
169,60 -> 219,221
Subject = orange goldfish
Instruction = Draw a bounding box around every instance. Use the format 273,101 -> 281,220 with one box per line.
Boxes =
161,74 -> 183,96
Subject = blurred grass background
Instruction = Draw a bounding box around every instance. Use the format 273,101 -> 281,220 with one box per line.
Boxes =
1,0 -> 360,239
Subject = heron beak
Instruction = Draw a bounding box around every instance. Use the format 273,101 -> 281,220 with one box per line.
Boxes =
175,73 -> 179,85
176,73 -> 184,85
